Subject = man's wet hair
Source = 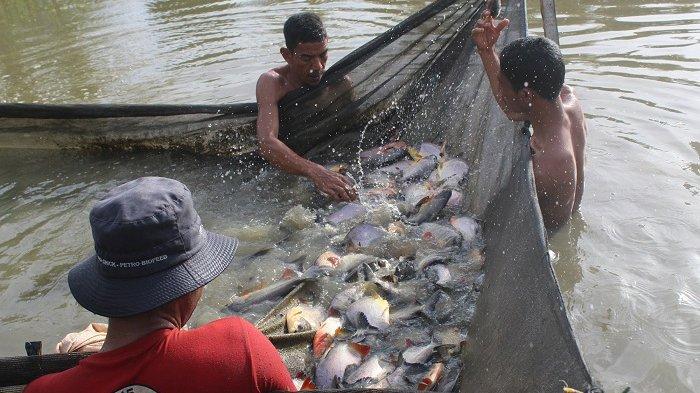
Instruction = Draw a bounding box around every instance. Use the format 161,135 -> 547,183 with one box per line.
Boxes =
284,12 -> 327,51
499,37 -> 565,101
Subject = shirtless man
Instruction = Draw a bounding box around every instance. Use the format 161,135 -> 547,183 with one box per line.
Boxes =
256,12 -> 357,201
472,10 -> 587,230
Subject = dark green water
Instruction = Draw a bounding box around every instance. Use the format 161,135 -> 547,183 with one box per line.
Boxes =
1,1 -> 698,392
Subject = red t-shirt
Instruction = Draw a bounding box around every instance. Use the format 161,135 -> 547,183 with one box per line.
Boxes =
24,317 -> 296,393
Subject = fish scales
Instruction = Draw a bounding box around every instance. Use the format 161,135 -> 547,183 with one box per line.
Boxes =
408,189 -> 452,225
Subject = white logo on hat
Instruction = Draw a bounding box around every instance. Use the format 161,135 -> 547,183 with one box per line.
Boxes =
97,254 -> 167,268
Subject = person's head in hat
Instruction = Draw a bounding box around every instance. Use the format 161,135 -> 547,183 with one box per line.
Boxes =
68,176 -> 239,349
26,176 -> 297,393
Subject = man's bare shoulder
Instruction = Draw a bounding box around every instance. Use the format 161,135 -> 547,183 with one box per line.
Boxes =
561,85 -> 587,136
257,69 -> 284,90
561,85 -> 584,115
256,67 -> 293,101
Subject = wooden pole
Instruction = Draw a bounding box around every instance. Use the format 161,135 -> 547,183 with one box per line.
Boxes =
539,0 -> 560,44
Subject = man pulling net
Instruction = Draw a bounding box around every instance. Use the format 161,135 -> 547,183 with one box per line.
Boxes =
256,13 -> 358,202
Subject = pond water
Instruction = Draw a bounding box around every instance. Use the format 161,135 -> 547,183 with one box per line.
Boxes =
0,0 -> 698,392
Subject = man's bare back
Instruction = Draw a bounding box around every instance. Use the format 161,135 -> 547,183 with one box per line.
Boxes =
531,85 -> 587,228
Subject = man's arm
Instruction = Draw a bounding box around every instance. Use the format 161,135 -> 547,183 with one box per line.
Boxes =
256,73 -> 356,201
471,11 -> 529,122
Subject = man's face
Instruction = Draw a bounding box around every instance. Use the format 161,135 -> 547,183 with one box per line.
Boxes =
284,38 -> 329,86
498,71 -> 530,112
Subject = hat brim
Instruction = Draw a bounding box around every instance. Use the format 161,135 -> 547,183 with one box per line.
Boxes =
68,230 -> 238,318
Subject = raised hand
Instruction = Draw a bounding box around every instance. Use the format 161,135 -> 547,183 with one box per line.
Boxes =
471,9 -> 510,52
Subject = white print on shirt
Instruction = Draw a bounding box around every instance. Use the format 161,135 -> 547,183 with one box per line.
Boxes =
114,385 -> 157,393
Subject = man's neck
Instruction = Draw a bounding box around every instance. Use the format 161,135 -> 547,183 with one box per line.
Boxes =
100,314 -> 179,353
530,96 -> 566,142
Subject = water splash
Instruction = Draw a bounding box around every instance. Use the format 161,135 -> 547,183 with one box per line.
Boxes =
354,114 -> 377,192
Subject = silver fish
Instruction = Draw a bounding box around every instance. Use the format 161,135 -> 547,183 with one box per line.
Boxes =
330,283 -> 375,313
429,159 -> 468,188
225,266 -> 325,312
285,304 -> 324,333
426,290 -> 454,322
346,224 -> 386,250
345,355 -> 392,385
402,156 -> 438,183
403,183 -> 433,207
416,251 -> 452,271
450,216 -> 480,248
339,254 -> 381,274
418,223 -> 462,248
402,342 -> 437,364
345,262 -> 376,283
372,159 -> 414,176
328,203 -> 367,225
364,272 -> 411,302
394,259 -> 417,281
360,142 -> 409,169
346,294 -> 391,331
446,190 -> 463,210
418,142 -> 442,158
390,303 -> 424,322
316,342 -> 369,388
408,189 -> 452,225
426,264 -> 452,287
382,365 -> 411,387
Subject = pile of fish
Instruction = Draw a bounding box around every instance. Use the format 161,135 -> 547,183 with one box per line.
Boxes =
224,141 -> 485,391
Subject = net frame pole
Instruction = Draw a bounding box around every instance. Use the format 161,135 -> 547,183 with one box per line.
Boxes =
539,0 -> 560,44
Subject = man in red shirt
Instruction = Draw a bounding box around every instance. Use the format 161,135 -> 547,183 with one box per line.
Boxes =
24,177 -> 296,393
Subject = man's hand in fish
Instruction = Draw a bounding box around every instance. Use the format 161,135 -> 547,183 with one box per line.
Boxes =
471,9 -> 509,52
309,165 -> 358,202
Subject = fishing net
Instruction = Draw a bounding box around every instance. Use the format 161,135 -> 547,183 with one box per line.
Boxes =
0,0 -> 598,391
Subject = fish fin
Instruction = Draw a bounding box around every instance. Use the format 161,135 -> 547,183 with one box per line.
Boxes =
313,333 -> 333,359
417,362 -> 444,391
350,342 -> 371,358
300,377 -> 317,390
407,147 -> 423,161
417,378 -> 432,391
303,265 -> 331,279
416,195 -> 432,207
281,268 -> 296,280
287,253 -> 307,267
431,178 -> 447,188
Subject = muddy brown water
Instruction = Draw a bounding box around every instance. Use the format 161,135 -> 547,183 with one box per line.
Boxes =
0,0 -> 698,392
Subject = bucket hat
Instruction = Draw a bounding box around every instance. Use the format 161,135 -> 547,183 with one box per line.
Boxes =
68,177 -> 238,318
